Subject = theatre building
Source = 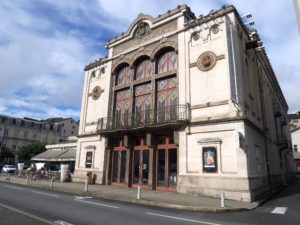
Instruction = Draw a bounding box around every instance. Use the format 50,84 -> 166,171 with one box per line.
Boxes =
74,5 -> 296,201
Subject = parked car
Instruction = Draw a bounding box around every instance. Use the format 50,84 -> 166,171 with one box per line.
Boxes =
2,165 -> 17,173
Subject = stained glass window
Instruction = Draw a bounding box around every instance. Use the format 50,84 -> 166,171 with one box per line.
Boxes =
116,66 -> 132,86
115,89 -> 130,127
157,77 -> 177,122
158,51 -> 177,74
136,59 -> 153,80
134,83 -> 152,125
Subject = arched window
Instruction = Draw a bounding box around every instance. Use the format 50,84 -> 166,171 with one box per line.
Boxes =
135,58 -> 153,80
116,66 -> 132,86
157,50 -> 177,74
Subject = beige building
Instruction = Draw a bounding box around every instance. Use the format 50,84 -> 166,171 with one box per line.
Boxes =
0,115 -> 60,153
288,113 -> 300,130
74,5 -> 295,202
291,127 -> 300,168
44,118 -> 79,142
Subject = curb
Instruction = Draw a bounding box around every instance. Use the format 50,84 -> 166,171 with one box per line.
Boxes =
0,179 -> 256,213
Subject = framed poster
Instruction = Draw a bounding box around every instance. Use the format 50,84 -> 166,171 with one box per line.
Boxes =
203,147 -> 217,173
85,152 -> 93,168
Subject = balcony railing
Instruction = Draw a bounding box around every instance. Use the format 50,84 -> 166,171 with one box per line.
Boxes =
97,104 -> 189,132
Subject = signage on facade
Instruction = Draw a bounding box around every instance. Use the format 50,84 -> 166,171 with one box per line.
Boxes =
85,152 -> 93,168
203,147 -> 217,173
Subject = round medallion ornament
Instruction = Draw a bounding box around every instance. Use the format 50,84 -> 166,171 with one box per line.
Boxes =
91,86 -> 102,100
211,24 -> 219,34
197,51 -> 217,71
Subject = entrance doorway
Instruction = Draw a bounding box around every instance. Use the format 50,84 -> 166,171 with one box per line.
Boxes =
156,135 -> 177,191
111,139 -> 127,185
132,137 -> 149,187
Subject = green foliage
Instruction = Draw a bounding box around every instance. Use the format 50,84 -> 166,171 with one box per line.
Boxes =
16,142 -> 46,161
0,147 -> 15,159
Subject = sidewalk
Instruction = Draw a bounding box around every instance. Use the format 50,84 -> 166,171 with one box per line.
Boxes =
0,174 -> 258,212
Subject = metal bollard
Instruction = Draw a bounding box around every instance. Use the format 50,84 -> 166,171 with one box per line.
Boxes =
85,180 -> 88,192
50,177 -> 54,188
26,175 -> 29,183
137,186 -> 141,199
221,192 -> 225,208
6,173 -> 11,181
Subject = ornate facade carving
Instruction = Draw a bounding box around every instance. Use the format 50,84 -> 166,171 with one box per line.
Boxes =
113,20 -> 177,56
89,86 -> 104,100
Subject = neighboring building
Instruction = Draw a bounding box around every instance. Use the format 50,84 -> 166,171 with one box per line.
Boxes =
291,127 -> 300,168
74,5 -> 295,202
288,113 -> 300,167
44,118 -> 79,142
0,115 -> 60,153
31,138 -> 77,173
288,113 -> 300,130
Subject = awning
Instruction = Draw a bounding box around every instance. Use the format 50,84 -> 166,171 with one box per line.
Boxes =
31,148 -> 76,162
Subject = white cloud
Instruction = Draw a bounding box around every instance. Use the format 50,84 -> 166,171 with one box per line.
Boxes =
0,0 -> 299,121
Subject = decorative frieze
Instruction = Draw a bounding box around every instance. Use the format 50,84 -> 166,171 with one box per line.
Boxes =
113,20 -> 177,55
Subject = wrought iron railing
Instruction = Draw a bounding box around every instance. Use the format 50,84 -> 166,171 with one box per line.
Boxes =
97,104 -> 189,132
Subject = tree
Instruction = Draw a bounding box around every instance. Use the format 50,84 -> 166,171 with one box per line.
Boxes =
16,142 -> 46,161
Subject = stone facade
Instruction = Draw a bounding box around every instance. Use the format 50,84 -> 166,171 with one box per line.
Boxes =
74,5 -> 296,202
0,115 -> 60,153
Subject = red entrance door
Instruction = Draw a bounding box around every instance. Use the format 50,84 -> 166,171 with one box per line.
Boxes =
111,139 -> 127,185
132,137 -> 149,187
156,135 -> 177,191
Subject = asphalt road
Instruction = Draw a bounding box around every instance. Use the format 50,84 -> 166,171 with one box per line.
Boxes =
0,177 -> 299,225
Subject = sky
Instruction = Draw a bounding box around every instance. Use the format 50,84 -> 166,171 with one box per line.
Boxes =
0,0 -> 299,121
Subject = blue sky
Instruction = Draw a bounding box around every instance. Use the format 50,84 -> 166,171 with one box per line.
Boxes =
0,0 -> 299,121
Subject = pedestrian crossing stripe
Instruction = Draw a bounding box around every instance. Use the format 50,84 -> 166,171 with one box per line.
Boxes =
271,207 -> 288,214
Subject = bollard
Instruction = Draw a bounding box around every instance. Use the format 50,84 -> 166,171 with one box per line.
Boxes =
26,175 -> 29,184
221,192 -> 225,208
137,186 -> 141,199
6,173 -> 11,181
50,177 -> 54,188
85,180 -> 88,192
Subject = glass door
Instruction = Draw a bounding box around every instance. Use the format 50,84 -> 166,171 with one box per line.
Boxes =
132,149 -> 149,186
156,135 -> 177,191
112,150 -> 126,184
156,148 -> 177,190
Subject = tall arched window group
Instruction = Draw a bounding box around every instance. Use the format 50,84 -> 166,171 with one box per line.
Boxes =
113,49 -> 178,127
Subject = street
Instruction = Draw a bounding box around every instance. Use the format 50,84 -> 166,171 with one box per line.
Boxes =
0,178 -> 300,225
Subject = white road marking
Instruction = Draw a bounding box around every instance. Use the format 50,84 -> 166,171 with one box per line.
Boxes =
147,212 -> 223,225
32,191 -> 58,197
271,207 -> 288,214
75,199 -> 119,209
54,220 -> 74,225
5,185 -> 23,190
75,196 -> 93,200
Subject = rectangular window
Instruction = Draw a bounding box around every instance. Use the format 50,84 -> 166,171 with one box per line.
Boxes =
4,129 -> 9,136
203,147 -> 217,173
85,152 -> 93,168
12,144 -> 16,151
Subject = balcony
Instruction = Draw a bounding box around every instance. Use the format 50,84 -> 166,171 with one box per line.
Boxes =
97,104 -> 189,133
